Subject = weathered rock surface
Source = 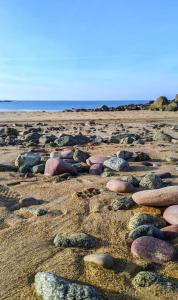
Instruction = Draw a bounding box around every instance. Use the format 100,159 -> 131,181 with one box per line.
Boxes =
129,225 -> 165,240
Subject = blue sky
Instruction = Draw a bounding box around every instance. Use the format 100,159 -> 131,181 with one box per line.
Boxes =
0,0 -> 178,100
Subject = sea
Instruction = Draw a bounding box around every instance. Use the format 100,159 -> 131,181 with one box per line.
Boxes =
0,100 -> 147,112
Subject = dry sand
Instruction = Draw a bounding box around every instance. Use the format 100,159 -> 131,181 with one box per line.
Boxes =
0,111 -> 178,300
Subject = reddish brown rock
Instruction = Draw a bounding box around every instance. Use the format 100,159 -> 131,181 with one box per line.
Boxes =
44,158 -> 77,176
132,186 -> 178,206
19,197 -> 39,207
163,205 -> 178,225
89,163 -> 103,175
86,156 -> 109,166
131,236 -> 177,264
161,225 -> 178,239
106,179 -> 134,193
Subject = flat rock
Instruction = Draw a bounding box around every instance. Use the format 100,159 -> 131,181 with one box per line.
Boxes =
106,179 -> 134,193
132,186 -> 178,206
131,236 -> 177,264
161,224 -> 178,239
163,205 -> 178,225
84,253 -> 114,269
44,158 -> 77,176
35,272 -> 101,300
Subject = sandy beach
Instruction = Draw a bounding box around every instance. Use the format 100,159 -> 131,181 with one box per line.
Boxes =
0,111 -> 178,300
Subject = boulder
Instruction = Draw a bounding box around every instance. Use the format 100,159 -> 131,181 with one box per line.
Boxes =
15,152 -> 41,168
104,157 -> 130,171
163,205 -> 178,225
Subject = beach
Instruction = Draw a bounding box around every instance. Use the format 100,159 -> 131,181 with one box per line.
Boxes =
0,110 -> 178,299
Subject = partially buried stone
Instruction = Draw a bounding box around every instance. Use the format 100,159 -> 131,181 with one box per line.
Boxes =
53,232 -> 97,248
131,236 -> 177,264
104,157 -> 130,171
139,174 -> 164,189
84,253 -> 114,269
132,271 -> 174,289
34,272 -> 102,300
128,213 -> 166,230
44,158 -> 77,176
32,163 -> 45,174
101,168 -> 116,177
129,224 -> 165,240
112,196 -> 135,210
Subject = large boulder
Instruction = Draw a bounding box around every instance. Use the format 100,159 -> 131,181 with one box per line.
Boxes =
150,96 -> 169,110
15,152 -> 41,168
44,158 -> 77,176
132,186 -> 178,206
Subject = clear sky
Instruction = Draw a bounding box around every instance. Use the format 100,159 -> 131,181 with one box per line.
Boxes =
0,0 -> 178,100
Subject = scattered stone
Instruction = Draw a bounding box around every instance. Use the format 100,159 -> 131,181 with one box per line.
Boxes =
39,134 -> 56,145
87,156 -> 109,165
153,131 -> 172,142
19,197 -> 39,208
44,158 -> 77,176
139,174 -> 164,189
128,213 -> 166,230
161,225 -> 178,239
55,134 -> 89,146
84,253 -> 114,269
89,164 -> 103,175
163,205 -> 178,225
121,175 -> 140,187
53,233 -> 97,248
112,196 -> 135,210
131,236 -> 177,264
73,149 -> 89,162
135,152 -> 150,161
34,272 -> 102,300
132,186 -> 178,206
104,157 -> 130,171
129,225 -> 165,240
5,127 -> 18,137
116,150 -> 133,160
106,179 -> 134,193
132,271 -> 174,289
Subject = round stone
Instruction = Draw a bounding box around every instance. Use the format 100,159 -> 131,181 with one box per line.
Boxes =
161,224 -> 178,239
163,205 -> 178,225
84,253 -> 114,269
44,158 -> 77,176
106,179 -> 134,193
131,236 -> 177,264
132,186 -> 178,206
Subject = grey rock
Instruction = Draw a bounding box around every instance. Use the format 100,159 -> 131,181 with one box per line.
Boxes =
15,152 -> 41,168
121,175 -> 140,187
54,233 -> 97,248
104,157 -> 130,171
73,149 -> 90,162
32,163 -> 45,174
56,135 -> 89,146
35,272 -> 102,300
101,168 -> 116,177
128,213 -> 166,230
31,208 -> 47,216
112,196 -> 135,210
153,131 -> 172,142
116,150 -> 133,160
140,174 -> 164,189
39,135 -> 56,145
129,225 -> 165,240
0,164 -> 17,172
132,271 -> 174,289
24,132 -> 41,143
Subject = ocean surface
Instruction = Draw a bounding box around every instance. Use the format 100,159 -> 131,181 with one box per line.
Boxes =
0,100 -> 147,112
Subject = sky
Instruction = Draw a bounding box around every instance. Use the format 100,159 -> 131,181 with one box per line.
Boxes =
0,0 -> 178,100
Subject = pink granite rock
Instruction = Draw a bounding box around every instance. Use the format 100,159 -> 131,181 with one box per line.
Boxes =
89,163 -> 103,175
132,186 -> 178,206
131,236 -> 177,264
106,179 -> 134,193
163,205 -> 178,225
161,224 -> 178,239
50,148 -> 73,159
44,158 -> 77,176
86,156 -> 109,166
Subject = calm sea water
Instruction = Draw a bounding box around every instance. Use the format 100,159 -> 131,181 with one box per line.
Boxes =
0,100 -> 147,112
